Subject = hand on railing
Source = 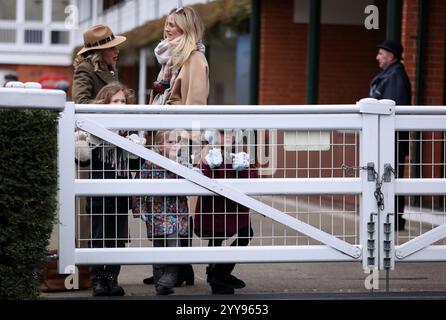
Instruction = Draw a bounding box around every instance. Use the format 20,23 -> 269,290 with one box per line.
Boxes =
125,133 -> 146,159
75,130 -> 90,163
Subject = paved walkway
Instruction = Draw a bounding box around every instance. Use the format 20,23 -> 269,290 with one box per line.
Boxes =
40,261 -> 446,299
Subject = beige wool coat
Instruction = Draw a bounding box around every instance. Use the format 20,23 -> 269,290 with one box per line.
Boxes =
72,60 -> 118,104
150,50 -> 209,105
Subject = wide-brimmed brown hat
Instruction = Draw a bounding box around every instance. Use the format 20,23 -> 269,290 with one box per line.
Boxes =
77,24 -> 126,56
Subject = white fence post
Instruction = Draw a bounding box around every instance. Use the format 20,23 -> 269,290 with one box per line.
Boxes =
359,98 -> 381,270
58,101 -> 76,274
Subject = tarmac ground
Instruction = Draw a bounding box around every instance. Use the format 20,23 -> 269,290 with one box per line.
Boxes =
40,261 -> 446,300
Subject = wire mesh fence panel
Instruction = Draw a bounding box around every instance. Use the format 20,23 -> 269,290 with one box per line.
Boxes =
75,129 -> 361,250
395,130 -> 446,245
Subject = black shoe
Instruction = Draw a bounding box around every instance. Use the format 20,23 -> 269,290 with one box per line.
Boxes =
175,265 -> 195,287
106,276 -> 125,296
143,276 -> 154,285
92,279 -> 109,297
175,275 -> 194,287
156,285 -> 174,296
211,283 -> 234,294
226,274 -> 245,288
206,266 -> 213,283
210,274 -> 245,289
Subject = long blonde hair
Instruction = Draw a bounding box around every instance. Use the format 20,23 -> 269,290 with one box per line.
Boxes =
165,6 -> 204,70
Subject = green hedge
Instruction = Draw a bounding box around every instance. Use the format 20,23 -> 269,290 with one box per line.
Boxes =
0,109 -> 59,299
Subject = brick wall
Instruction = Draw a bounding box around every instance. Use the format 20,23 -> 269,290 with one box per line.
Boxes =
259,0 -> 307,105
0,63 -> 148,101
423,0 -> 445,105
423,0 -> 445,207
259,0 -> 386,210
319,25 -> 384,104
401,0 -> 418,103
1,64 -> 73,97
402,0 -> 446,105
259,0 -> 386,105
401,0 -> 446,208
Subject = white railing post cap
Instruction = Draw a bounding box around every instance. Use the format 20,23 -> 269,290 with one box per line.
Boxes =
358,98 -> 379,104
24,82 -> 42,89
358,97 -> 394,115
379,99 -> 396,106
5,81 -> 25,89
5,82 -> 42,89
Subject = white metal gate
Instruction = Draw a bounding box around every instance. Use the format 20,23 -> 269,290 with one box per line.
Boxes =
56,98 -> 446,275
2,88 -> 445,283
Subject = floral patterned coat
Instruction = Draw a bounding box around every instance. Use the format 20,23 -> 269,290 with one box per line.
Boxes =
133,161 -> 189,238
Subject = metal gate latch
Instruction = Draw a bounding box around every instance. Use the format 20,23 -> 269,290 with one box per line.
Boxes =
341,162 -> 377,181
383,164 -> 397,183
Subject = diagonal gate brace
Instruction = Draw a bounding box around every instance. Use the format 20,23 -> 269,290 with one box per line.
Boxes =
396,223 -> 446,259
76,118 -> 361,259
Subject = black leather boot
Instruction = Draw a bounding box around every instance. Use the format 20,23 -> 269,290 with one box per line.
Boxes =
143,276 -> 154,285
209,263 -> 245,289
90,266 -> 108,297
207,264 -> 235,294
104,265 -> 125,296
210,283 -> 235,294
106,274 -> 125,296
175,264 -> 194,287
91,275 -> 108,297
206,265 -> 213,283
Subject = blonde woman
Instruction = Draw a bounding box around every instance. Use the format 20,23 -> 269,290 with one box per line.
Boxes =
72,24 -> 126,104
150,6 -> 209,105
143,5 -> 210,288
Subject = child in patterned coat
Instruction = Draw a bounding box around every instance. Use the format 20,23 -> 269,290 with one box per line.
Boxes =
133,130 -> 189,295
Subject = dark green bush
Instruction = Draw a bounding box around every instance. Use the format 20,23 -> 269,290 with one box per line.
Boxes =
0,109 -> 59,299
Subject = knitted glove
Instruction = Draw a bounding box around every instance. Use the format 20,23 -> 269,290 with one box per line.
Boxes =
74,131 -> 90,163
231,152 -> 250,171
205,147 -> 223,169
75,130 -> 88,142
126,133 -> 147,159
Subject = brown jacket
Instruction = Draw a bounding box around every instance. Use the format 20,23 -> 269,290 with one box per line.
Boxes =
72,60 -> 118,104
150,51 -> 209,105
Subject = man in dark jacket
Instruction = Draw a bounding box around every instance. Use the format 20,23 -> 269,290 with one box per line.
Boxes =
370,40 -> 411,231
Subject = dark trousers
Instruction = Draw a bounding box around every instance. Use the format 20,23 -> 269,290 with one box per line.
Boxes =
395,133 -> 409,228
178,216 -> 194,279
207,226 -> 253,280
153,235 -> 180,289
88,196 -> 129,279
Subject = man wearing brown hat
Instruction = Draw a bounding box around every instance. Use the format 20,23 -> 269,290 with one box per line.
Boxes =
72,24 -> 126,104
370,40 -> 411,231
